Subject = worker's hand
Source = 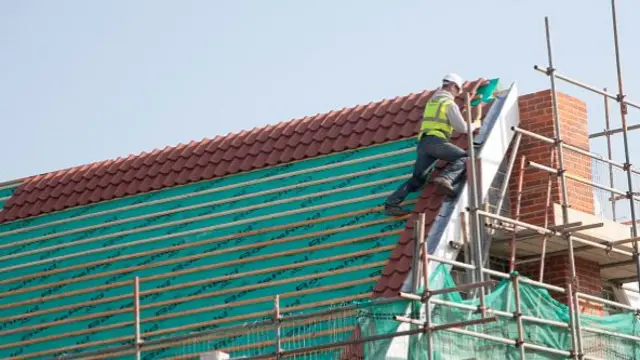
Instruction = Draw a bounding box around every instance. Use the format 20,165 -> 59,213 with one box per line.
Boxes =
474,103 -> 485,120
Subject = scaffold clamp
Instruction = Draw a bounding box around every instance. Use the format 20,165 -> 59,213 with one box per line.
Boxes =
605,242 -> 613,255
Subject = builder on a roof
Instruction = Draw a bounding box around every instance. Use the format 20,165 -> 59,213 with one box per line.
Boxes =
384,73 -> 484,216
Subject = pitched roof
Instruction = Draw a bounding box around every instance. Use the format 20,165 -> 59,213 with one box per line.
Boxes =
0,79 -> 490,302
1,78 -> 494,359
0,79 -> 488,223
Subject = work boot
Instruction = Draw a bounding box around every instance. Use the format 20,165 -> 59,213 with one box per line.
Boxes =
384,203 -> 411,217
432,177 -> 455,197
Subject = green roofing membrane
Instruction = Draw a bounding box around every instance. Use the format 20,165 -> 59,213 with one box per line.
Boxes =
0,138 -> 421,359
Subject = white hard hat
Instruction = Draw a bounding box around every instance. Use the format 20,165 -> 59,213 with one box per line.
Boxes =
442,73 -> 464,89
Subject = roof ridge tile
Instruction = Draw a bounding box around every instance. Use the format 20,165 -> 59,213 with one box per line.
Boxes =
243,128 -> 259,145
268,122 -> 288,140
94,159 -> 112,177
82,163 -> 101,180
307,113 -> 323,131
386,96 -> 404,115
320,110 -> 339,128
180,141 -> 198,159
130,152 -> 148,169
373,98 -> 392,117
230,130 -> 247,148
204,135 -> 224,153
167,144 -> 186,162
293,116 -> 311,134
193,138 -> 211,156
360,101 -> 376,120
346,104 -> 366,123
118,155 -> 135,172
217,132 -> 236,150
281,120 -> 298,137
334,107 -> 353,125
255,124 -> 273,142
401,92 -> 420,111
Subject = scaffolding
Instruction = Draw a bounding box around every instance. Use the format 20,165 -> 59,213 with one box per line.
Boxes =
391,1 -> 640,358
393,11 -> 640,350
386,3 -> 640,355
4,1 -> 640,359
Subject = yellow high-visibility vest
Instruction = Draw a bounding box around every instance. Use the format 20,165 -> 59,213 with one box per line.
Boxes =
419,97 -> 454,140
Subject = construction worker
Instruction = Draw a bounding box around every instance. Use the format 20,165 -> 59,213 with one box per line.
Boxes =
384,73 -> 483,216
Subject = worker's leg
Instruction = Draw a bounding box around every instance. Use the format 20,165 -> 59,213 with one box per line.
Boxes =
385,137 -> 437,211
429,142 -> 468,196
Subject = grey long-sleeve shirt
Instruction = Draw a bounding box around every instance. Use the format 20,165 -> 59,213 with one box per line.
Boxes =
429,89 -> 481,134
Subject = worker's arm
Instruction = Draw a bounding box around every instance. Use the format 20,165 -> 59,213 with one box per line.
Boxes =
447,103 -> 482,134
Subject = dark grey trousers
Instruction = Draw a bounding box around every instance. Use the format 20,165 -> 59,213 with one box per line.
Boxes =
386,135 -> 468,205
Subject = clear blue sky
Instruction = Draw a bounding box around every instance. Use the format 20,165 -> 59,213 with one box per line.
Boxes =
1,0 -> 639,184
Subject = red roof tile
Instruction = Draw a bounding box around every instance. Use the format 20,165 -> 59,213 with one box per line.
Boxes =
0,79 -> 491,300
340,324 -> 364,360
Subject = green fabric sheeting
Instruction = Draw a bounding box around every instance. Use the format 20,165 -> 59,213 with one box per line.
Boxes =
358,265 -> 640,359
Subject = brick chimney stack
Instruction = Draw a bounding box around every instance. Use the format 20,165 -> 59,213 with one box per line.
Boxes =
512,90 -> 594,227
510,90 -> 602,314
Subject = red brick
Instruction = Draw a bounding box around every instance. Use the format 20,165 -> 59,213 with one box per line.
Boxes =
519,254 -> 602,314
512,90 -> 593,225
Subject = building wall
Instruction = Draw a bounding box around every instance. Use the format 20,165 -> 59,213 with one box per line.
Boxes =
509,90 -> 602,314
518,254 -> 604,315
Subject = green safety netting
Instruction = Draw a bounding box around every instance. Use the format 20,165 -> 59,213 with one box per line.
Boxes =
356,265 -> 640,359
